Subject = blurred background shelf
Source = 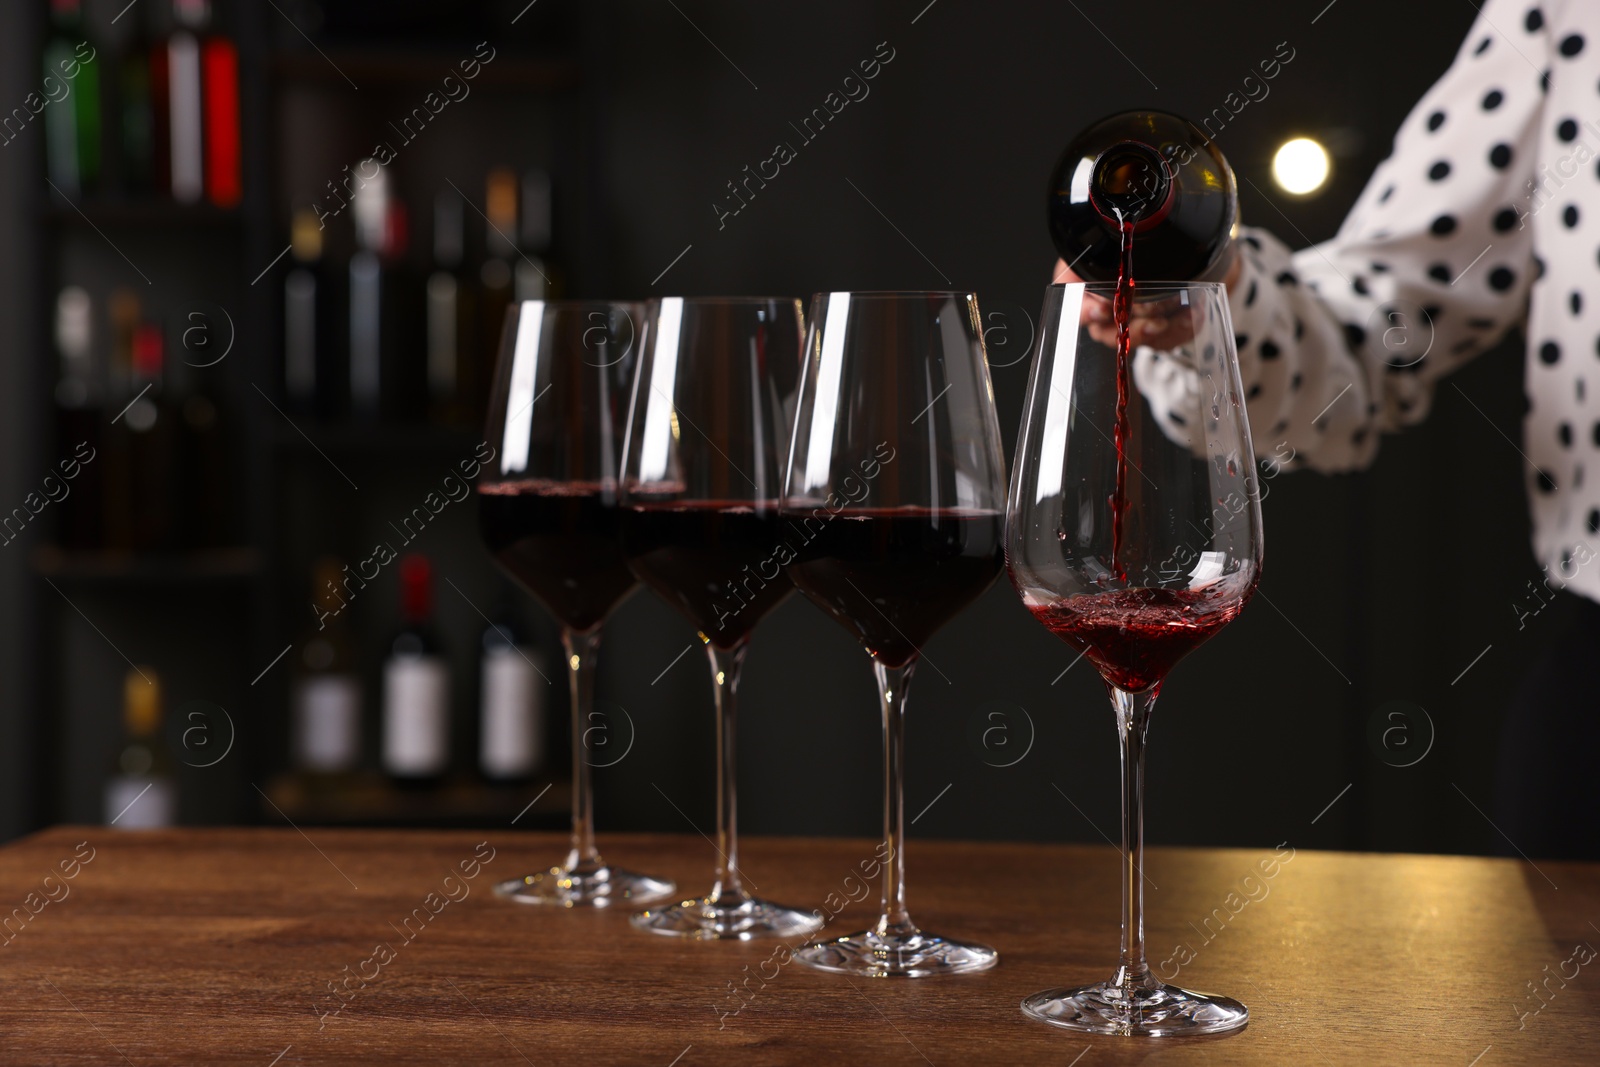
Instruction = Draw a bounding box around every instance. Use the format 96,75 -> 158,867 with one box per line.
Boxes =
261,772 -> 569,829
273,49 -> 579,90
270,421 -> 484,458
32,545 -> 264,585
45,200 -> 244,229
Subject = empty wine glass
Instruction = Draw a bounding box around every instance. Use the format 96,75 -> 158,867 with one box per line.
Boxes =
479,299 -> 675,908
783,291 -> 1006,977
621,296 -> 823,940
1007,281 -> 1261,1034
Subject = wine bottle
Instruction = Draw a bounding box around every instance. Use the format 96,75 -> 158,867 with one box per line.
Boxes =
348,162 -> 387,420
119,4 -> 155,194
167,0 -> 205,203
293,557 -> 363,775
477,167 -> 517,408
284,206 -> 327,416
1047,110 -> 1238,283
426,190 -> 475,423
103,303 -> 178,551
199,2 -> 241,208
104,668 -> 177,829
349,165 -> 425,421
479,614 -> 544,783
43,0 -> 102,196
382,554 -> 450,783
53,286 -> 104,550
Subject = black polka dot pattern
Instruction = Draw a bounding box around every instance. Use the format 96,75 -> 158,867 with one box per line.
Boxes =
1135,5 -> 1600,598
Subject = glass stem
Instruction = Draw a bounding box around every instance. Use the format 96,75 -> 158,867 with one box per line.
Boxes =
1111,684 -> 1159,991
706,642 -> 750,905
563,626 -> 603,874
874,658 -> 917,938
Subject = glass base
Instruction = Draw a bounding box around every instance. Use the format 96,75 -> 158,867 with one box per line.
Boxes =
1021,979 -> 1248,1036
631,893 -> 824,941
794,927 -> 998,978
494,863 -> 675,909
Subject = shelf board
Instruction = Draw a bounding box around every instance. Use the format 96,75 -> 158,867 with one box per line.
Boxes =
32,545 -> 264,584
261,771 -> 569,828
46,199 -> 243,229
274,49 -> 579,91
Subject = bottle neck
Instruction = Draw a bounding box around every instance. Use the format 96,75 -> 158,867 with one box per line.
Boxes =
1089,141 -> 1175,234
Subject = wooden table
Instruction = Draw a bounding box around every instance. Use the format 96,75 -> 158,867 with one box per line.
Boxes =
0,827 -> 1594,1064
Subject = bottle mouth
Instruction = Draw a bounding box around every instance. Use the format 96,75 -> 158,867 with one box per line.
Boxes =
1088,141 -> 1175,232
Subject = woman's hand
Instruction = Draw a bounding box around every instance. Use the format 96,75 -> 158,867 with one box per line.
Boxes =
1053,248 -> 1243,351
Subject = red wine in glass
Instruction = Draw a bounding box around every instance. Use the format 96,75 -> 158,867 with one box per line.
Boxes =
622,500 -> 793,650
1025,582 -> 1256,695
621,295 -> 819,942
1006,279 -> 1261,1036
478,480 -> 638,635
786,506 -> 1003,668
783,290 -> 1008,978
479,299 -> 674,910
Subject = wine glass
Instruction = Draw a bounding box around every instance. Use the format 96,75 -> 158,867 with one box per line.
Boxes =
621,296 -> 824,941
479,299 -> 675,908
1006,281 -> 1262,1034
782,291 -> 1006,977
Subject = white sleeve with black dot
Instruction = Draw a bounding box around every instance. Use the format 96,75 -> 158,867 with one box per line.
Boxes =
1138,0 -> 1544,474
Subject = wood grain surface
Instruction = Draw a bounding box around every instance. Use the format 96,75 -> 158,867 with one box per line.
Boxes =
0,826 -> 1593,1065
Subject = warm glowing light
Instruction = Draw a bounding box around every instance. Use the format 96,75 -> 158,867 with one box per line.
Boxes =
1272,137 -> 1330,195
569,654 -> 580,670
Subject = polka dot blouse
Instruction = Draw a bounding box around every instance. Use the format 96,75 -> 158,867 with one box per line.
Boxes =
1138,0 -> 1599,593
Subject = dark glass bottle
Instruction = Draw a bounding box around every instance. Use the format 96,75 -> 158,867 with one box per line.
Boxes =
293,557 -> 363,777
1047,109 -> 1238,283
382,553 -> 450,785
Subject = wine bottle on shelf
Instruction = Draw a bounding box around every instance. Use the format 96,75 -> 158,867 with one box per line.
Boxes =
514,168 -> 553,303
1047,109 -> 1238,283
284,206 -> 333,417
293,557 -> 363,776
163,0 -> 208,203
382,554 -> 450,785
479,610 -> 544,784
426,190 -> 476,424
104,318 -> 179,551
104,668 -> 177,829
348,161 -> 387,420
119,4 -> 155,194
198,1 -> 241,208
43,0 -> 102,196
477,167 -> 517,402
349,165 -> 425,421
53,286 -> 105,551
